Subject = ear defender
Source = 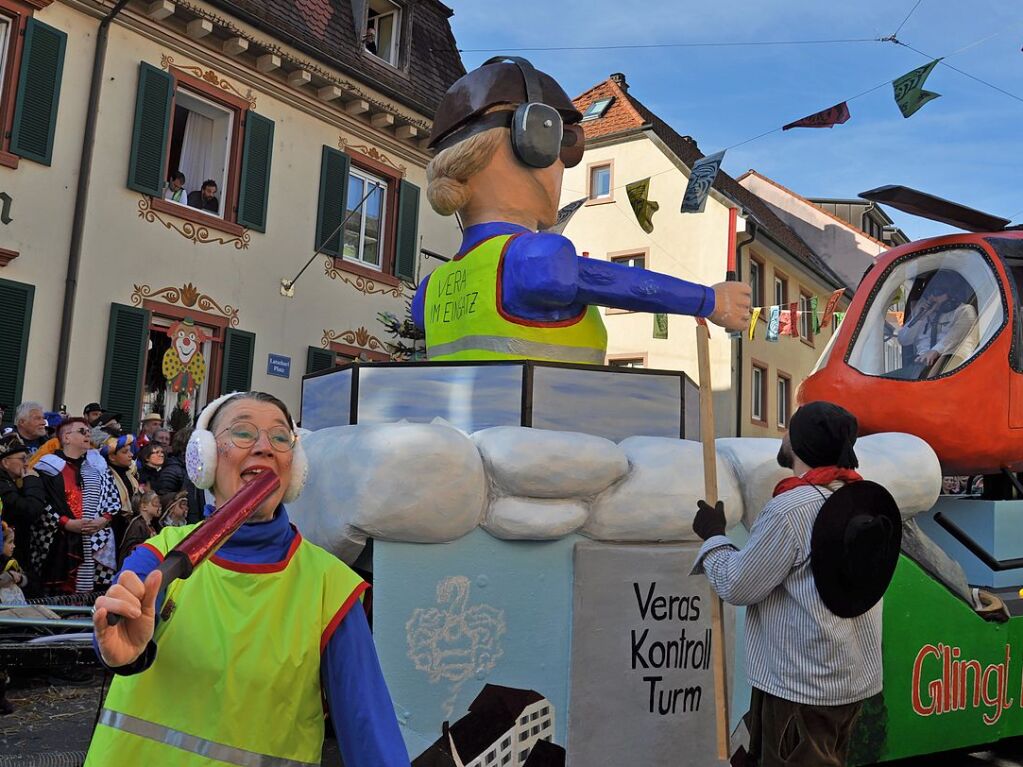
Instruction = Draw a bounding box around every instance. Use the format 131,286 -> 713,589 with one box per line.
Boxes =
186,391 -> 308,503
483,55 -> 564,169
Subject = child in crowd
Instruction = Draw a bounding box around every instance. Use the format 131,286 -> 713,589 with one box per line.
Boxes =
0,522 -> 27,604
158,490 -> 189,529
117,491 -> 161,569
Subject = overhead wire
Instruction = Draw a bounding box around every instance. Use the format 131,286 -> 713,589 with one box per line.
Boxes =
891,0 -> 925,39
894,41 -> 1023,104
457,38 -> 883,54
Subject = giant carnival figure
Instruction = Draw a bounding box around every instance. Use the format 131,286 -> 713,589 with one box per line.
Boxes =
411,56 -> 752,362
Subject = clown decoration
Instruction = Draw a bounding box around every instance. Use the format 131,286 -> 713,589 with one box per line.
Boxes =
162,318 -> 212,395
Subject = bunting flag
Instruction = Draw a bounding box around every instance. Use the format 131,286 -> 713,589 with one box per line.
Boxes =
681,151 -> 725,214
546,198 -> 586,235
810,296 -> 821,334
789,302 -> 800,337
748,307 -> 762,340
778,309 -> 793,337
833,311 -> 846,328
766,306 -> 780,341
893,59 -> 942,118
820,288 -> 845,328
782,101 -> 851,131
653,313 -> 669,339
626,178 -> 660,233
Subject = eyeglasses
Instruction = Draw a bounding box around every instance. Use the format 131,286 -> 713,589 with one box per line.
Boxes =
72,428 -> 91,436
217,421 -> 296,453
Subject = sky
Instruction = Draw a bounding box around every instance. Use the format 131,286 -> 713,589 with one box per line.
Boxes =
445,0 -> 1023,241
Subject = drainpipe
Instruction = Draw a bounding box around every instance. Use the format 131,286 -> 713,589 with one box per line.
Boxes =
52,0 -> 131,410
733,216 -> 758,439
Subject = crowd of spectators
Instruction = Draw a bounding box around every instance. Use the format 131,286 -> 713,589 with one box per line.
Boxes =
0,400 -> 203,606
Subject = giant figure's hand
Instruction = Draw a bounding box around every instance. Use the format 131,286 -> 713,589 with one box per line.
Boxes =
708,282 -> 752,332
93,569 -> 162,668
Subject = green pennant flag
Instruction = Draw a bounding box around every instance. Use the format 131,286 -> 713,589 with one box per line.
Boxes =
893,59 -> 942,118
653,313 -> 669,339
810,295 -> 820,334
626,178 -> 660,233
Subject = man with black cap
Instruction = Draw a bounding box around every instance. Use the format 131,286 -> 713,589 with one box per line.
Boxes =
84,403 -> 103,428
692,401 -> 902,767
0,432 -> 48,597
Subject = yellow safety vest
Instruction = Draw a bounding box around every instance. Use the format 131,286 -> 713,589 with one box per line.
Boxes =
85,520 -> 365,767
424,233 -> 608,363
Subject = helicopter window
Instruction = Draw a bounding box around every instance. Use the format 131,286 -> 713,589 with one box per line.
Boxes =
846,248 -> 1003,380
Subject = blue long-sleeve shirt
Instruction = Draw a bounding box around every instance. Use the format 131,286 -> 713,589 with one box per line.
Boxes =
93,506 -> 409,766
412,221 -> 716,329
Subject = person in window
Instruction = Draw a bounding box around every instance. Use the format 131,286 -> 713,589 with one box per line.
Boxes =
896,270 -> 979,378
187,179 -> 219,214
163,172 -> 186,204
362,27 -> 377,55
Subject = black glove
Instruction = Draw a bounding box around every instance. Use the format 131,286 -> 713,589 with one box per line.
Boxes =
693,499 -> 726,541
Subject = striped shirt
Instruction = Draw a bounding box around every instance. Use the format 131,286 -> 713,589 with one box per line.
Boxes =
694,484 -> 882,706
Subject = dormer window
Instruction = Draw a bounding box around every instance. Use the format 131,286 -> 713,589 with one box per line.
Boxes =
581,97 -> 613,122
366,0 -> 401,66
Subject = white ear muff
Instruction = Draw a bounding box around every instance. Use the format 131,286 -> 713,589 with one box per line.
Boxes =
186,391 -> 243,489
284,438 -> 308,504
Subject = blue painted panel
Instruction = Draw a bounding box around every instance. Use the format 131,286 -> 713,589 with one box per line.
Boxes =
300,368 -> 352,431
357,365 -> 523,432
373,530 -> 576,758
531,366 -> 682,441
916,498 -> 1023,588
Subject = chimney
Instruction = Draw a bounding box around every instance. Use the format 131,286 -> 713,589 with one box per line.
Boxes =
609,72 -> 628,90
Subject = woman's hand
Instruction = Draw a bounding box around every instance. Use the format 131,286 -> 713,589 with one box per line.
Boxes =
93,569 -> 162,668
64,518 -> 87,534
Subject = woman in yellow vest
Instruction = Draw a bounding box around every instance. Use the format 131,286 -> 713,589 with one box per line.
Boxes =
87,391 -> 409,766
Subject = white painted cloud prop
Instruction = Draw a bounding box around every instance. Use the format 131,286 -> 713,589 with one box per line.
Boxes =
288,425 -> 942,563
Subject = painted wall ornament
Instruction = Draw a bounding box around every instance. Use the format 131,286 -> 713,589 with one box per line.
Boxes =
411,56 -> 752,364
162,318 -> 213,394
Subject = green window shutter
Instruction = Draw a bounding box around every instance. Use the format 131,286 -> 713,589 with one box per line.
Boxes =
315,147 -> 350,258
9,18 -> 67,165
394,180 -> 420,282
127,62 -> 174,196
237,112 -> 275,232
221,329 -> 256,394
0,279 -> 35,427
306,346 -> 335,375
101,304 -> 150,434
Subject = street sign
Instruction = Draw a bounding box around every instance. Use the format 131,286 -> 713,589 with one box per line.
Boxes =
267,354 -> 291,378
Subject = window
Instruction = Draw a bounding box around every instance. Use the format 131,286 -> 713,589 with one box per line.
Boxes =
540,707 -> 549,716
530,712 -> 539,721
846,247 -> 1003,380
541,719 -> 551,729
502,755 -> 511,765
777,374 -> 791,428
799,291 -> 813,342
0,15 -> 10,107
128,63 -> 275,233
749,256 -> 763,309
519,731 -> 528,741
774,274 -> 788,307
366,0 -> 401,66
611,253 -> 645,270
751,362 -> 767,424
608,357 -> 645,368
520,750 -> 530,762
501,737 -> 511,750
344,166 -> 388,269
486,751 -> 495,764
588,163 -> 612,201
167,87 -> 235,218
581,97 -> 613,121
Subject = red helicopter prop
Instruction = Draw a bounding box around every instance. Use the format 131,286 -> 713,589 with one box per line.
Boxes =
798,185 -> 1023,479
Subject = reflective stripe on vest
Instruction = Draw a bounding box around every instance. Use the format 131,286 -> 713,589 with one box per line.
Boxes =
98,709 -> 318,767
424,233 -> 607,363
428,334 -> 605,364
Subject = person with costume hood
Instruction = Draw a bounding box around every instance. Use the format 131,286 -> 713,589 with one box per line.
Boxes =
411,57 -> 751,364
87,392 -> 408,766
692,401 -> 901,767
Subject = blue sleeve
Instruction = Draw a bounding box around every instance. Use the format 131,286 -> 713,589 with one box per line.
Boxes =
92,545 -> 166,675
503,232 -> 716,318
323,604 -> 410,766
412,275 -> 431,331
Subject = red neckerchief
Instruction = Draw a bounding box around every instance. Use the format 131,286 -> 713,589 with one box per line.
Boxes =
773,467 -> 863,497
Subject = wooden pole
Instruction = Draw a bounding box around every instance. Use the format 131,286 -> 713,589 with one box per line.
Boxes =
696,318 -> 730,761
